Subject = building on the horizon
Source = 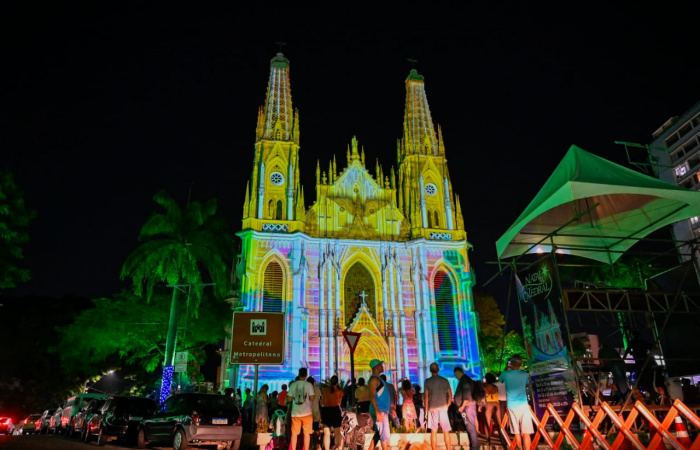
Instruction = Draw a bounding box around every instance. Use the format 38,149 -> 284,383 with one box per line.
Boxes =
650,101 -> 700,273
222,53 -> 481,391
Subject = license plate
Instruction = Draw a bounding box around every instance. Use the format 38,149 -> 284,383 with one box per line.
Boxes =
128,416 -> 143,421
212,418 -> 227,425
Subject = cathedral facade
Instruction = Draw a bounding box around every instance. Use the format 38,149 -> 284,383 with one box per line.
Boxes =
230,53 -> 480,389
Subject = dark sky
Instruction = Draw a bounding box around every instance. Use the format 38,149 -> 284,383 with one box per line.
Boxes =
5,3 -> 700,320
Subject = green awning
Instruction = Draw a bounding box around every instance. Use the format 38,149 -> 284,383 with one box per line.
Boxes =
496,145 -> 700,264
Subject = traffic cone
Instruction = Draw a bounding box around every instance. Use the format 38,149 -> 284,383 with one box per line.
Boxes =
673,416 -> 692,450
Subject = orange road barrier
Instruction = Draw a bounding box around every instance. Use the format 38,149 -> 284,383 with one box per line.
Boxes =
492,399 -> 699,450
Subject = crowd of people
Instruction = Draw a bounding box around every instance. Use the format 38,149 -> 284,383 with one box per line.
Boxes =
226,355 -> 535,450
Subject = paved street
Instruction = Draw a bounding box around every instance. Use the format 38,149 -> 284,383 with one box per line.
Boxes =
0,433 -> 172,449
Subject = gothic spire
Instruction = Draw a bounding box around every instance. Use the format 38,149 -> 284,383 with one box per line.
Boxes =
261,53 -> 296,143
401,69 -> 438,156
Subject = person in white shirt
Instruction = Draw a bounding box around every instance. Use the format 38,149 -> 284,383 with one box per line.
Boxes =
289,368 -> 316,450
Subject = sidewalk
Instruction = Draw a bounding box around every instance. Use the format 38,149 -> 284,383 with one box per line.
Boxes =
239,432 -> 513,450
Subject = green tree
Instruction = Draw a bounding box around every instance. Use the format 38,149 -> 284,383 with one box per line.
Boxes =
480,331 -> 527,374
56,290 -> 230,391
473,292 -> 505,337
473,291 -> 527,374
120,190 -> 233,397
0,170 -> 36,290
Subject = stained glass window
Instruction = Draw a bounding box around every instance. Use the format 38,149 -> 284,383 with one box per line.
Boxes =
433,270 -> 458,354
263,262 -> 283,312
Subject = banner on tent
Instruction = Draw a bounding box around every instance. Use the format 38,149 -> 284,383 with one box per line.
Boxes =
515,254 -> 578,430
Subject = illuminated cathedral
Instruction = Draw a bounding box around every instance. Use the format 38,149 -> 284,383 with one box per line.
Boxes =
228,53 -> 481,390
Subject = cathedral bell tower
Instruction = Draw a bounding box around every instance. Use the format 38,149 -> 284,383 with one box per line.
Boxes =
396,69 -> 466,241
242,53 -> 306,232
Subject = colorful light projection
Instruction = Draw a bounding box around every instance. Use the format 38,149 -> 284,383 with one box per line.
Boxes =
159,365 -> 173,405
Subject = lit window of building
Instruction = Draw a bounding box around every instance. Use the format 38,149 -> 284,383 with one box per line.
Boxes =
675,164 -> 688,177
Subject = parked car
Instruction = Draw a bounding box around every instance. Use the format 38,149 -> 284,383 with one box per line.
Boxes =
19,413 -> 41,434
60,392 -> 108,435
136,393 -> 242,450
72,398 -> 107,439
85,395 -> 157,446
0,417 -> 15,435
35,409 -> 52,434
47,406 -> 64,434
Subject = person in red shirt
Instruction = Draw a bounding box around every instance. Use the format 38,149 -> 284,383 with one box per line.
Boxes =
278,384 -> 288,412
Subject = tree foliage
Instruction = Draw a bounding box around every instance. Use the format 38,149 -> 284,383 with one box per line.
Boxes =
0,169 -> 36,290
473,292 -> 505,337
480,331 -> 528,375
558,254 -> 661,289
121,189 -> 233,309
473,291 -> 527,375
55,289 -> 231,387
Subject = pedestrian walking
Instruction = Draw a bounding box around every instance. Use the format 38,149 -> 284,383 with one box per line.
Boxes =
308,377 -> 323,450
380,374 -> 400,428
368,359 -> 391,450
342,378 -> 355,409
321,375 -> 344,450
424,362 -> 453,450
623,331 -> 658,399
244,387 -> 255,432
400,379 -> 417,431
599,344 -> 630,403
499,355 -> 534,450
256,384 -> 270,432
482,373 -> 501,443
355,377 -> 371,413
289,368 -> 317,450
413,385 -> 425,429
278,384 -> 289,412
453,366 -> 478,450
269,390 -> 280,417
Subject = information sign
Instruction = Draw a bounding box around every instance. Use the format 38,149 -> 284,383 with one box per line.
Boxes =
174,351 -> 188,373
230,312 -> 286,365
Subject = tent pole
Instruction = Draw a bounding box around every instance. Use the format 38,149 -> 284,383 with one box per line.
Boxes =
499,264 -> 515,371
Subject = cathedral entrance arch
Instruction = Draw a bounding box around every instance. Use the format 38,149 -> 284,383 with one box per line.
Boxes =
341,301 -> 390,380
343,263 -> 376,326
353,334 -> 390,380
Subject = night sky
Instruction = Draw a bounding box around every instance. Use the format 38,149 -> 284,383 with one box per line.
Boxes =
5,4 -> 700,323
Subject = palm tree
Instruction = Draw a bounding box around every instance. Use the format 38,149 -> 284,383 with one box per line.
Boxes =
121,189 -> 233,400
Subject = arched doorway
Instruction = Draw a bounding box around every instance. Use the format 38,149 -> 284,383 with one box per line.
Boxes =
353,334 -> 391,380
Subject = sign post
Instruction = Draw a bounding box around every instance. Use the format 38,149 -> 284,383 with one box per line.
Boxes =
174,351 -> 188,373
342,331 -> 362,406
231,311 -> 286,428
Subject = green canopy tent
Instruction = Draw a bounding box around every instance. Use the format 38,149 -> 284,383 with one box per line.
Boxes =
496,145 -> 700,264
493,145 -> 700,409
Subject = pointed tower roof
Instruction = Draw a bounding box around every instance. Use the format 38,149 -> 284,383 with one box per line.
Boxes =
262,52 -> 294,141
402,68 -> 438,156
